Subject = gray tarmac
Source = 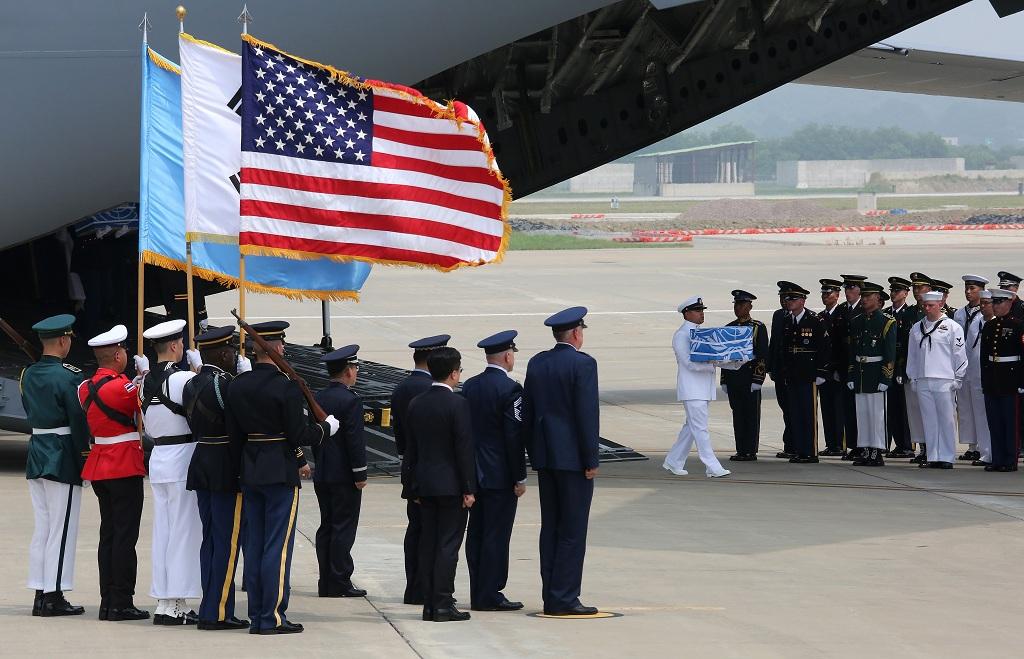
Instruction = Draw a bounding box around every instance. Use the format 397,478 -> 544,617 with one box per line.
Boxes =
3,230 -> 1024,658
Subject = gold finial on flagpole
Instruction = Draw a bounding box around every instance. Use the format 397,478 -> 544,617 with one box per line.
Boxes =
176,6 -> 187,33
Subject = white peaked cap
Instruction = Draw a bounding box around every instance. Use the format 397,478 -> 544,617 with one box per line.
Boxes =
143,319 -> 187,340
88,324 -> 128,347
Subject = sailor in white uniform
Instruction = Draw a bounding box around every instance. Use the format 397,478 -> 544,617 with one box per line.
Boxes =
138,319 -> 204,625
906,292 -> 968,469
953,275 -> 992,465
665,296 -> 731,478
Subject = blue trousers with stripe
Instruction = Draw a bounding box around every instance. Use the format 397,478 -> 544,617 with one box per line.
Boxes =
196,490 -> 243,623
241,484 -> 299,631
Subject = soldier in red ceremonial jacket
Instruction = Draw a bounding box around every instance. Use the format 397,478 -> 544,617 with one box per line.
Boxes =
77,324 -> 150,622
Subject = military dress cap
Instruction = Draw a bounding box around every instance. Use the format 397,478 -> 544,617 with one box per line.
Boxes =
88,324 -> 128,347
408,334 -> 451,350
909,272 -> 933,287
921,291 -> 944,302
841,274 -> 868,288
143,318 -> 186,342
990,288 -> 1015,300
961,274 -> 989,287
731,289 -> 757,303
819,279 -> 842,293
887,276 -> 912,291
32,314 -> 76,339
997,271 -> 1022,288
777,281 -> 809,299
677,295 -> 707,313
323,344 -> 360,366
249,320 -> 289,341
980,289 -> 993,300
859,281 -> 890,301
477,330 -> 518,354
544,306 -> 588,331
929,279 -> 953,294
194,325 -> 234,349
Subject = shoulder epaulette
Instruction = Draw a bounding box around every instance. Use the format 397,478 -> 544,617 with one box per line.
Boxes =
62,363 -> 82,374
883,318 -> 895,335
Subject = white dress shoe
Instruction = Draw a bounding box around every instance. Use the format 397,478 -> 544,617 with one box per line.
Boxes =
662,462 -> 688,476
707,469 -> 731,478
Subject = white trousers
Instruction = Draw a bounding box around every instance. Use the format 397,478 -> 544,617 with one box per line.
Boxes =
905,385 -> 924,448
957,379 -> 992,460
855,392 -> 887,449
666,400 -> 726,475
150,480 -> 203,599
914,378 -> 958,463
28,479 -> 81,593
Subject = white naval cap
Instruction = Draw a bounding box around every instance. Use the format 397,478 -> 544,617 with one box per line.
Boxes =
88,324 -> 128,347
961,274 -> 989,286
921,292 -> 944,302
989,288 -> 1015,299
677,295 -> 707,313
980,289 -> 993,300
143,318 -> 187,341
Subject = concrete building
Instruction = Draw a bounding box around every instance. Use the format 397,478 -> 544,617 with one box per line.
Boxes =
776,157 -> 965,189
567,163 -> 635,193
633,141 -> 756,197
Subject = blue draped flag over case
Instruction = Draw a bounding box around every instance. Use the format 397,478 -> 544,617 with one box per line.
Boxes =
689,326 -> 754,362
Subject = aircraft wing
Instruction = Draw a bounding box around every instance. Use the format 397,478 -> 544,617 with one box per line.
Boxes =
797,45 -> 1024,103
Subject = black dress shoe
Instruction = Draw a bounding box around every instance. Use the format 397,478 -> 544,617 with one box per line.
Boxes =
433,606 -> 471,622
911,454 -> 927,464
38,592 -> 85,617
776,451 -> 794,459
259,621 -> 304,635
98,606 -> 109,621
818,448 -> 844,457
108,606 -> 150,621
472,600 -> 524,611
933,461 -> 953,470
972,460 -> 991,467
197,615 -> 250,631
325,585 -> 367,598
155,610 -> 198,625
888,449 -> 916,458
545,605 -> 599,616
789,456 -> 819,464
32,590 -> 43,617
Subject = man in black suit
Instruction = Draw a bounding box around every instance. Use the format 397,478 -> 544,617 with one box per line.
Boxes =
817,279 -> 846,457
313,345 -> 368,599
461,330 -> 526,612
522,307 -> 601,616
405,347 -> 476,622
391,334 -> 450,605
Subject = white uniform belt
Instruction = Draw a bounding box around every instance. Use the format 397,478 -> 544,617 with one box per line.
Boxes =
988,355 -> 1021,362
32,426 -> 71,436
855,356 -> 883,363
93,432 -> 140,445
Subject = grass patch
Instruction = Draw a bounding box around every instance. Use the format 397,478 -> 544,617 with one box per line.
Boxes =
879,195 -> 1024,210
511,200 -> 698,215
509,232 -> 690,250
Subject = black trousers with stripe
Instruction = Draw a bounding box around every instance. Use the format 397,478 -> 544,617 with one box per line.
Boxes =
196,490 -> 243,623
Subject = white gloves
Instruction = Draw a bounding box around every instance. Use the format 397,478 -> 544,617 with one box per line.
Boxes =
846,382 -> 855,391
325,414 -> 340,436
186,349 -> 203,370
133,354 -> 150,375
750,383 -> 762,392
814,377 -> 826,386
896,376 -> 904,385
236,355 -> 253,374
877,384 -> 888,392
131,374 -> 144,389
720,384 -> 728,395
1018,387 -> 1024,395
952,380 -> 962,392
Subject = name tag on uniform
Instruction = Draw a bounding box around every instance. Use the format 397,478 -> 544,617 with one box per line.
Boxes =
938,326 -> 948,332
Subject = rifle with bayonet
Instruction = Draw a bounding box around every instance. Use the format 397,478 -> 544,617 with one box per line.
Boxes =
0,317 -> 40,362
230,308 -> 327,422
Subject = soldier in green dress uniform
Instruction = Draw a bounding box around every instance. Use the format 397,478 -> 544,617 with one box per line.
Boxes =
846,284 -> 897,466
20,314 -> 91,616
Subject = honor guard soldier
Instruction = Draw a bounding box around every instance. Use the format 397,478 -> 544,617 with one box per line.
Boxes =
883,277 -> 916,458
768,283 -> 831,463
955,275 -> 991,464
21,314 -> 90,617
997,271 -> 1024,320
817,279 -> 847,457
720,291 -> 768,461
225,321 -> 340,635
78,324 -> 149,621
836,275 -> 866,459
980,289 -> 1024,472
313,345 -> 369,599
665,296 -> 731,478
522,307 -> 601,616
182,326 -> 251,631
405,347 -> 477,622
906,292 -> 968,469
392,334 -> 450,606
846,282 -> 896,467
462,330 -> 527,612
905,273 -> 933,463
766,293 -> 795,458
139,319 -> 202,625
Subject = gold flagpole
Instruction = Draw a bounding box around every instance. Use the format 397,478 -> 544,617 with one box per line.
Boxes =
185,242 -> 196,349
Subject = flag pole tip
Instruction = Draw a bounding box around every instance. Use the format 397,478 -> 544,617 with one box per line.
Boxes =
176,6 -> 187,21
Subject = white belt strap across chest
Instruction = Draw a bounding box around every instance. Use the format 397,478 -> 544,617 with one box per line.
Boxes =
32,426 -> 71,436
93,432 -> 141,445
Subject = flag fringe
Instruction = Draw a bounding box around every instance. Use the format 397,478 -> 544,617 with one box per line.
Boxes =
140,250 -> 361,301
147,47 -> 181,74
239,244 -> 491,274
241,33 -> 512,268
179,32 -> 238,56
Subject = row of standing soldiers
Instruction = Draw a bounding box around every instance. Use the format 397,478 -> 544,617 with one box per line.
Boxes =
717,271 -> 1024,472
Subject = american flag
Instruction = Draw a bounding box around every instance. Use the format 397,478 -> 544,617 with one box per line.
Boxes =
239,37 -> 509,271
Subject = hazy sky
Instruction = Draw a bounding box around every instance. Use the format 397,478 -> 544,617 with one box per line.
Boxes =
893,0 -> 1024,59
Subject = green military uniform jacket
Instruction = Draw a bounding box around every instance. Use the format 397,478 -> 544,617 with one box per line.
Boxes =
20,355 -> 91,485
888,303 -> 924,381
847,310 -> 897,393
